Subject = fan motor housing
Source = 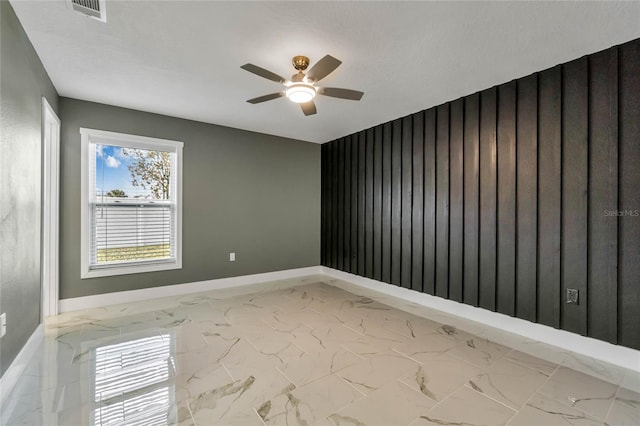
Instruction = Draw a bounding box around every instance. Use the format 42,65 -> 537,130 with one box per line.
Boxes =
292,56 -> 310,71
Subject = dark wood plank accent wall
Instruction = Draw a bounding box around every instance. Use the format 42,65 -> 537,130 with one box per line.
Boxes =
516,74 -> 538,323
449,101 -> 464,303
320,39 -> 640,350
537,66 -> 562,328
496,81 -> 517,317
435,105 -> 450,298
463,95 -> 480,307
479,88 -> 498,311
411,112 -> 425,293
618,40 -> 640,349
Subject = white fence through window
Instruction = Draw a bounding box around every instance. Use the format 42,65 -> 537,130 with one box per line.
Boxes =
91,200 -> 175,264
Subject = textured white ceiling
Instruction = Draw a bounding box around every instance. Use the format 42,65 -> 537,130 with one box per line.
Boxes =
10,1 -> 640,143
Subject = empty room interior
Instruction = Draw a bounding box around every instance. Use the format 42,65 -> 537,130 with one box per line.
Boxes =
1,1 -> 640,425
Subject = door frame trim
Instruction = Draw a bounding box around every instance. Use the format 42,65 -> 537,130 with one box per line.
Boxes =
42,97 -> 61,319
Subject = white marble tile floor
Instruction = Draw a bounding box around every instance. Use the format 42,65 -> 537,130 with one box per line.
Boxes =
2,274 -> 639,425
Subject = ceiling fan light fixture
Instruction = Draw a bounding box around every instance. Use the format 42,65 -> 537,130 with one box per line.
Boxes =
285,83 -> 316,103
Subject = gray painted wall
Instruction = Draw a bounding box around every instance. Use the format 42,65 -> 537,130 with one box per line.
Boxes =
59,98 -> 321,299
0,1 -> 59,376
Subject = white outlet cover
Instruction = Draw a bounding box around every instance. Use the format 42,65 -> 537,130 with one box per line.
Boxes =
0,313 -> 6,338
229,253 -> 236,262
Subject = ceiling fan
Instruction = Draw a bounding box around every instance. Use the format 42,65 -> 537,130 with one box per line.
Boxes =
240,55 -> 364,116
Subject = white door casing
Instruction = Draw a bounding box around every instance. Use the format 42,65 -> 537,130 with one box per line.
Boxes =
42,97 -> 60,319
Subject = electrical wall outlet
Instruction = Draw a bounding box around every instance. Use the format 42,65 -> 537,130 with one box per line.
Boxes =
229,252 -> 236,262
566,288 -> 579,305
0,313 -> 6,338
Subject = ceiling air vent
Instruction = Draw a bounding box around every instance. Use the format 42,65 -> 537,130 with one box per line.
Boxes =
67,0 -> 107,23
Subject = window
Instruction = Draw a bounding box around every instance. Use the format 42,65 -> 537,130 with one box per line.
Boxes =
81,128 -> 182,278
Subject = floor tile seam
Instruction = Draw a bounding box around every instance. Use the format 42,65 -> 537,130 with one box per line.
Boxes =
390,376 -> 443,414
320,373 -> 368,413
515,388 -> 600,425
337,314 -> 372,336
502,406 -> 521,426
558,357 -> 625,388
525,363 -> 612,422
271,369 -> 366,420
220,362 -> 237,382
476,356 -> 560,411
379,324 -> 423,340
335,368 -> 387,395
252,406 -> 268,426
331,367 -> 373,398
423,380 -> 517,425
600,382 -> 624,424
546,364 -> 622,400
374,317 -> 421,341
276,351 -> 360,387
461,381 -> 519,414
182,395 -> 198,426
326,412 -> 340,426
411,379 -> 460,416
502,349 -> 560,376
416,347 -> 486,372
507,341 -> 571,364
444,346 -> 502,370
529,362 -> 560,404
274,365 -> 299,389
497,353 -> 557,378
340,321 -> 367,337
287,339 -> 312,359
389,347 -> 429,366
338,343 -> 367,362
299,317 -> 334,334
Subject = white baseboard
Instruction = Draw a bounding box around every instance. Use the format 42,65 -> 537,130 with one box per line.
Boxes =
52,264 -> 640,372
0,324 -> 44,406
320,267 -> 640,373
59,266 -> 324,313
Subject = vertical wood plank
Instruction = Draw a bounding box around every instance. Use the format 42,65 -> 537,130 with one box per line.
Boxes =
360,129 -> 369,277
321,144 -> 327,265
337,138 -> 345,270
449,99 -> 464,303
497,81 -> 517,316
436,104 -> 450,298
588,49 -> 618,343
463,95 -> 480,306
561,58 -> 588,335
382,123 -> 393,283
373,125 -> 383,281
351,133 -> 359,272
331,140 -> 338,269
538,66 -> 562,328
391,119 -> 403,286
344,136 -> 352,272
412,112 -> 425,293
618,40 -> 640,349
479,88 -> 498,311
516,75 -> 538,322
423,108 -> 437,295
401,115 -> 413,288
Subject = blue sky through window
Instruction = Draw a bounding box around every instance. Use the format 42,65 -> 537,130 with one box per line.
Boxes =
96,145 -> 150,198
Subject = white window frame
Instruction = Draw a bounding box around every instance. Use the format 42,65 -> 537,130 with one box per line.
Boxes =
80,128 -> 183,279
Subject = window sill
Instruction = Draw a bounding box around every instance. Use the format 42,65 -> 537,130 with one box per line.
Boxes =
81,259 -> 182,279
